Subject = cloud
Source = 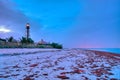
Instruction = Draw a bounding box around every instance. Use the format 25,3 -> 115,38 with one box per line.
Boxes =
0,0 -> 28,25
0,0 -> 29,35
0,25 -> 11,33
0,0 -> 42,40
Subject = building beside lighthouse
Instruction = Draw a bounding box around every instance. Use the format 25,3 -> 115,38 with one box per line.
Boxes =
38,39 -> 49,45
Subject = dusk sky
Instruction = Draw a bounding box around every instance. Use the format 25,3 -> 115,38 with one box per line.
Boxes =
0,0 -> 120,48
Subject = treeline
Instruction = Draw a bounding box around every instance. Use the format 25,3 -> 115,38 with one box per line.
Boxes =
0,37 -> 63,49
0,36 -> 34,44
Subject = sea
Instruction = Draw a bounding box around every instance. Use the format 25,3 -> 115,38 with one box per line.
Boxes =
88,48 -> 120,54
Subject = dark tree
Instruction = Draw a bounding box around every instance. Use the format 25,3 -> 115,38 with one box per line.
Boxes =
8,36 -> 13,42
27,38 -> 34,44
20,37 -> 27,44
20,37 -> 34,44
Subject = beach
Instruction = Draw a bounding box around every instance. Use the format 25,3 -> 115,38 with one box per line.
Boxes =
0,48 -> 120,80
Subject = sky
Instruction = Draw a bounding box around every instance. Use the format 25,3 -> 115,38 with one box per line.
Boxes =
0,0 -> 120,48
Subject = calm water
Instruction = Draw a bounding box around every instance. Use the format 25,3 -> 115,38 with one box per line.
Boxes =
88,48 -> 120,54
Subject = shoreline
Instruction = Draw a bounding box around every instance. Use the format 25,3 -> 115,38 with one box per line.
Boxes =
0,48 -> 61,55
87,49 -> 120,60
87,48 -> 120,54
0,48 -> 120,57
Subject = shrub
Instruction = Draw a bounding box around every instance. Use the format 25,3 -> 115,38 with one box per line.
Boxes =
51,43 -> 63,49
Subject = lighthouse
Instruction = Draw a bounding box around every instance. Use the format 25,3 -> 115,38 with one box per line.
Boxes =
26,23 -> 30,40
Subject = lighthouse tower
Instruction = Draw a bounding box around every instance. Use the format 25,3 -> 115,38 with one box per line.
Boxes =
26,23 -> 30,40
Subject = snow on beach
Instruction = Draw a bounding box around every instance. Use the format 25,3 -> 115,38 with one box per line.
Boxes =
0,48 -> 120,80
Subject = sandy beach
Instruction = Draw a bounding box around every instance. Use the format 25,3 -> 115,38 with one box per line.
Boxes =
0,49 -> 120,80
